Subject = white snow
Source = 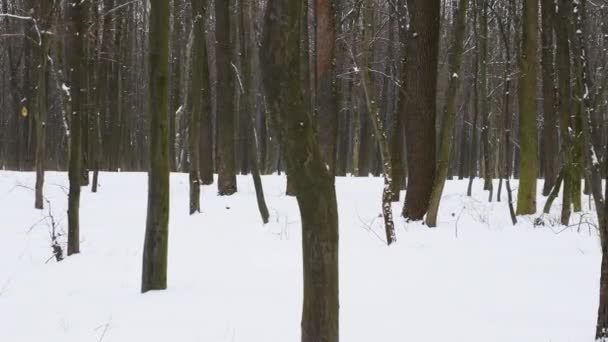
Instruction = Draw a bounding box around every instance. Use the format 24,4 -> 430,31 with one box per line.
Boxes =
61,83 -> 71,98
0,172 -> 602,341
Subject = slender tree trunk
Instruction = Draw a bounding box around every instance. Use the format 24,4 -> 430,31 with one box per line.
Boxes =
188,0 -> 206,215
66,0 -> 87,256
359,0 -> 396,244
540,0 -> 558,196
555,0 -> 573,225
426,0 -> 468,227
32,1 -> 54,209
479,0 -> 493,201
216,0 -> 237,195
516,0 -> 539,215
243,0 -> 269,224
199,17 -> 213,186
142,0 -> 171,293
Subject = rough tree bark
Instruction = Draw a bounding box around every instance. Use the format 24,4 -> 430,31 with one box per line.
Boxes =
187,0 -> 206,215
141,0 -> 171,293
216,0 -> 237,195
243,0 -> 269,224
516,0 -> 539,215
66,0 -> 87,256
261,0 -> 339,340
314,0 -> 339,174
555,0 -> 574,225
540,0 -> 558,196
402,0 -> 441,220
426,0 -> 468,228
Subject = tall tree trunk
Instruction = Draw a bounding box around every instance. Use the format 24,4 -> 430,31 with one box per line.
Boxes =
66,0 -> 87,256
243,0 -> 269,224
188,0 -> 206,215
314,0 -> 338,174
261,1 -> 339,340
479,0 -> 493,200
555,0 -> 573,225
142,0 -> 171,293
199,16 -> 214,186
402,0 -> 441,220
516,0 -> 539,215
426,0 -> 468,228
540,0 -> 558,196
359,0 -> 396,244
32,0 -> 54,209
216,0 -> 237,195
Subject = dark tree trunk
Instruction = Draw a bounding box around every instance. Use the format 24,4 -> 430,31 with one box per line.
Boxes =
243,0 -> 269,224
66,0 -> 87,256
540,0 -> 558,196
199,24 -> 214,186
32,0 -> 54,209
216,0 -> 237,195
188,0 -> 207,215
261,1 -> 339,340
142,0 -> 171,293
402,0 -> 440,220
426,0 -> 468,227
314,0 -> 339,174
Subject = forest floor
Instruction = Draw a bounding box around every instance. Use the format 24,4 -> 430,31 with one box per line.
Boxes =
0,171 -> 601,341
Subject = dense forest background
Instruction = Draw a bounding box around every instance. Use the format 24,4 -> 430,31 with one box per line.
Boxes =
2,0 -> 604,184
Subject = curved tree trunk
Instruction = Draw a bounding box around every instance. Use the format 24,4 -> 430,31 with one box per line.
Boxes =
261,1 -> 339,340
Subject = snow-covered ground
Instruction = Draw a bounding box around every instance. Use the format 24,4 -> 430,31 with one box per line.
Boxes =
0,171 -> 601,341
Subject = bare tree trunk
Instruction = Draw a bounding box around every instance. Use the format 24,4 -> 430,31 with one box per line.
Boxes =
66,0 -> 87,256
142,0 -> 171,292
315,0 -> 339,174
188,0 -> 206,215
32,0 -> 55,209
216,0 -> 237,195
540,0 -> 558,196
402,0 -> 441,220
262,1 -> 339,340
426,0 -> 468,227
516,0 -> 539,215
359,0 -> 396,244
243,0 -> 269,224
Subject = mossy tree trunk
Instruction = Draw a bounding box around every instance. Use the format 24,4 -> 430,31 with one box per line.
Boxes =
516,0 -> 539,215
141,0 -> 171,293
261,1 -> 339,340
